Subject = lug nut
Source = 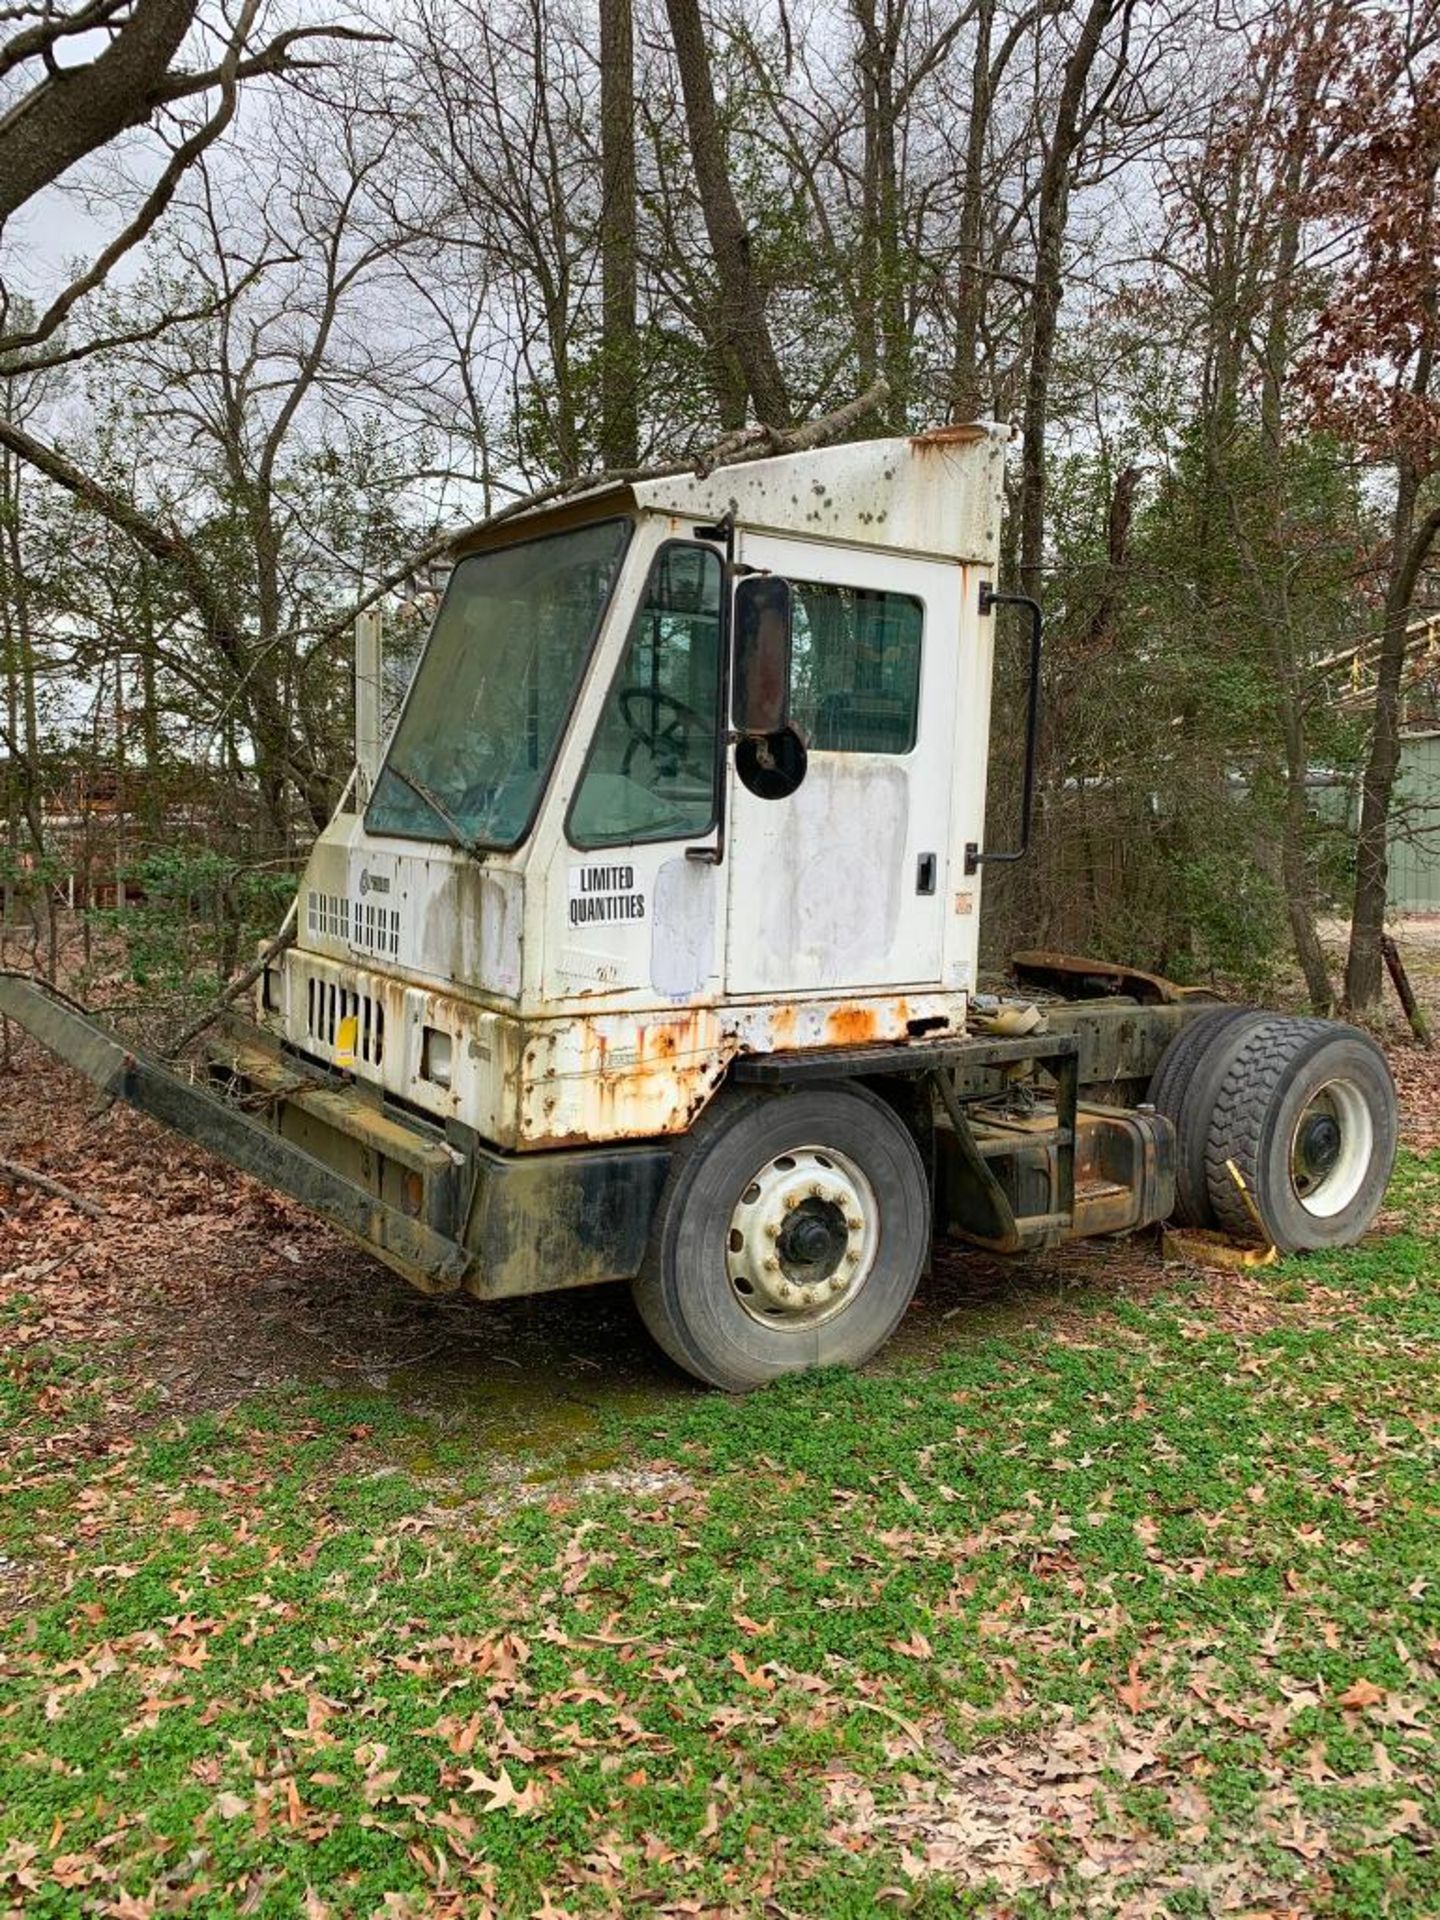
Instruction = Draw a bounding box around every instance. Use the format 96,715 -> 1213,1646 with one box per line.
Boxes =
765,1221 -> 780,1238
786,1193 -> 800,1210
847,1215 -> 862,1230
778,1282 -> 794,1300
764,1256 -> 779,1272
830,1276 -> 847,1295
802,1288 -> 818,1308
810,1182 -> 823,1197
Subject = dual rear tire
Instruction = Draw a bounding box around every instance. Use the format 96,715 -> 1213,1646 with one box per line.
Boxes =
635,1013 -> 1399,1392
1149,1013 -> 1397,1252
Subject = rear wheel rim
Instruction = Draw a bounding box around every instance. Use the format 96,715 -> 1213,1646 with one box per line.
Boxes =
1289,1079 -> 1374,1218
725,1144 -> 879,1330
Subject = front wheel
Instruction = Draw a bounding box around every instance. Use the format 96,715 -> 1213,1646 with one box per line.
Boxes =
634,1082 -> 929,1391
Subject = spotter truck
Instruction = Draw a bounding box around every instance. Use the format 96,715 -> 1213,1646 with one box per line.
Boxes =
0,424 -> 1399,1390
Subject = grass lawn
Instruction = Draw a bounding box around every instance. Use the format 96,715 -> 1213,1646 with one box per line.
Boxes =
3,1152 -> 1440,1918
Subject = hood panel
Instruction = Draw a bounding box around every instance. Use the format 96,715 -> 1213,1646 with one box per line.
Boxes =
297,814 -> 523,1005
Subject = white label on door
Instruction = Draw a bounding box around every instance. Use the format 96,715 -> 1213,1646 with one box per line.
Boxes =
567,862 -> 647,927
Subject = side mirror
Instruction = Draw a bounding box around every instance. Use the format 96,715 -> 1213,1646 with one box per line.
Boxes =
732,575 -> 792,735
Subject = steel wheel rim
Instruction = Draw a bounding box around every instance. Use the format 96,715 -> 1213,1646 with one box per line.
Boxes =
1289,1079 -> 1373,1218
725,1144 -> 879,1329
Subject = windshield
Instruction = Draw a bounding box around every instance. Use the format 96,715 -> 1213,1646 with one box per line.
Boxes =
366,519 -> 631,850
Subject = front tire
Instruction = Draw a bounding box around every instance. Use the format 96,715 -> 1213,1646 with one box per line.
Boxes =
633,1081 -> 929,1391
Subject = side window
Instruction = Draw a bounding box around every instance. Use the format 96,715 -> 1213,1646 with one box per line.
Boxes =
569,543 -> 723,848
788,581 -> 923,753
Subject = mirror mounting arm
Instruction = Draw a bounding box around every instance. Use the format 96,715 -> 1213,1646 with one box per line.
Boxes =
686,513 -> 735,867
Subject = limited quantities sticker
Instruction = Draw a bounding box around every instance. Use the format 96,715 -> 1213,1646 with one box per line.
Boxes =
568,862 -> 646,926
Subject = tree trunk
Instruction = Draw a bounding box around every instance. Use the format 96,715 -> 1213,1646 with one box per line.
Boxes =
1259,80 -> 1333,1013
0,440 -> 56,976
663,0 -> 790,426
950,0 -> 994,422
1345,470 -> 1440,1013
1281,710 -> 1334,1012
852,0 -> 907,427
1018,0 -> 1123,599
599,0 -> 639,468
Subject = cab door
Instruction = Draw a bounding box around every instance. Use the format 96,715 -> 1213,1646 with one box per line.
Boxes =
547,536 -> 728,1008
723,532 -> 959,997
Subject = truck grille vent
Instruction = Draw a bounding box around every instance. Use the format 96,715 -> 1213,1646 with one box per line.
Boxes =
351,898 -> 401,958
305,890 -> 401,959
306,890 -> 350,941
306,976 -> 385,1066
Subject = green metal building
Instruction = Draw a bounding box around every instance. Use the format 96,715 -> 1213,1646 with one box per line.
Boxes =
1388,732 -> 1440,913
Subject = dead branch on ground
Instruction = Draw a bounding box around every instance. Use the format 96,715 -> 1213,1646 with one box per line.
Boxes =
0,1154 -> 106,1217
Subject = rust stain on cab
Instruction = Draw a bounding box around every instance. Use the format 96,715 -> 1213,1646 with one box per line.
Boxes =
824,1004 -> 883,1047
517,993 -> 947,1149
521,1005 -> 722,1149
910,422 -> 989,451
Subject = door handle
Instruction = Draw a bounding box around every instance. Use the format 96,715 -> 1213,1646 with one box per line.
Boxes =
916,852 -> 937,894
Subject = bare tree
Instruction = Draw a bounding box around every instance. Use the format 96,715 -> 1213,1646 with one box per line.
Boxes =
406,0 -> 600,478
662,0 -> 790,426
1017,0 -> 1143,597
0,0 -> 380,365
0,64 -> 441,838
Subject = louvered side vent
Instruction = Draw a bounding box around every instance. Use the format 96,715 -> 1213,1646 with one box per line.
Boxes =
305,891 -> 351,941
351,898 -> 402,959
305,975 -> 385,1066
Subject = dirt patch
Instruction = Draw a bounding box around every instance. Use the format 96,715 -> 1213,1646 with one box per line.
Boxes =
0,1034 -> 683,1440
0,1030 -> 1175,1440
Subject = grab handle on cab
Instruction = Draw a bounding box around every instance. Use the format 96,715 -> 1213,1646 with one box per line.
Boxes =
965,579 -> 1043,876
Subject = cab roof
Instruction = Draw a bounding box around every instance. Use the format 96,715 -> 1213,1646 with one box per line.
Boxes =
449,422 -> 1009,567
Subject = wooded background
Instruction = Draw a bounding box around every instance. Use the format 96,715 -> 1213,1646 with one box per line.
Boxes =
1,0 -> 1436,1016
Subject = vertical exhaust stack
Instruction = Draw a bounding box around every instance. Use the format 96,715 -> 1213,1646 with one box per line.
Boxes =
354,606 -> 383,804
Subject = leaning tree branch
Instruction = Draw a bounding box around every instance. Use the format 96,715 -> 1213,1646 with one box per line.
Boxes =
0,258 -> 270,371
310,376 -> 891,658
1,21 -> 255,361
0,0 -> 385,228
0,407 -> 241,646
0,0 -> 132,87
161,915 -> 296,1061
148,23 -> 390,103
0,0 -> 198,223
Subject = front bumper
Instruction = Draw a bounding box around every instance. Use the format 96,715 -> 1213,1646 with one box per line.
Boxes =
0,973 -> 670,1303
206,1024 -> 672,1300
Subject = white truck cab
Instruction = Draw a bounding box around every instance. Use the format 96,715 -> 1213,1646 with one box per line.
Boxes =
1,424 -> 1399,1390
273,426 -> 1005,1155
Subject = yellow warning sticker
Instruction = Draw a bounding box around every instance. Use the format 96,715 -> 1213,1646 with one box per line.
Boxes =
335,1014 -> 358,1066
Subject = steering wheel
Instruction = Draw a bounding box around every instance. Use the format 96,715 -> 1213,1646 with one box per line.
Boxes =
616,685 -> 708,776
